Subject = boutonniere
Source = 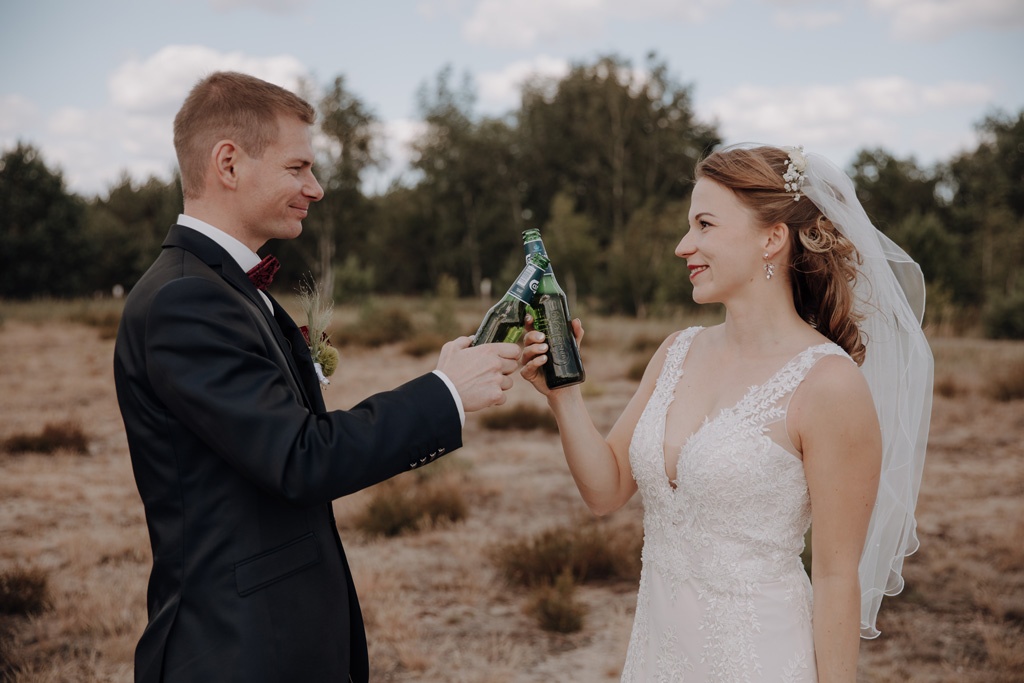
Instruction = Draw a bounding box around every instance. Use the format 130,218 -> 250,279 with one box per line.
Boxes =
298,278 -> 339,387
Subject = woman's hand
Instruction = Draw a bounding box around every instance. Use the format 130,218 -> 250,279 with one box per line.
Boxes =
520,314 -> 584,396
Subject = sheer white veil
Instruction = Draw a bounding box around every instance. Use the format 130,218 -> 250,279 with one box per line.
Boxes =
710,142 -> 934,638
796,150 -> 935,639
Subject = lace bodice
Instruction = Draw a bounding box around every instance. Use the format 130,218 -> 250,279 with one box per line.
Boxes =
622,327 -> 851,682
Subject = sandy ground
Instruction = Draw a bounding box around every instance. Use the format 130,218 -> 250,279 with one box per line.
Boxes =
0,313 -> 1022,682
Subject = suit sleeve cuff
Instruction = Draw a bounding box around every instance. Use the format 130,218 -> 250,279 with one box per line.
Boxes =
431,369 -> 465,427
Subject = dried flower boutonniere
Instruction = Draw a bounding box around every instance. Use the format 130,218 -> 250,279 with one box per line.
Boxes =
297,277 -> 339,387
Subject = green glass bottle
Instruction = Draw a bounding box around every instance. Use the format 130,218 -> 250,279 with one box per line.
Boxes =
471,253 -> 549,346
522,229 -> 586,388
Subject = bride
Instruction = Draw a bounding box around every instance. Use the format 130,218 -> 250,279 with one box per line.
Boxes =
520,144 -> 933,682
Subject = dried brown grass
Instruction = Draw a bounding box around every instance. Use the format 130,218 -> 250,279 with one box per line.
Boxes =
480,403 -> 558,433
354,471 -> 469,538
2,421 -> 89,455
527,571 -> 585,634
0,567 -> 49,616
0,311 -> 1022,682
490,520 -> 641,588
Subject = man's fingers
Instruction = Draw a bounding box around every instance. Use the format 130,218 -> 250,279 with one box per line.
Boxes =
451,335 -> 474,350
493,342 -> 522,359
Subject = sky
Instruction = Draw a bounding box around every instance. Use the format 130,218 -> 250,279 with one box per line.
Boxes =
1,0 -> 1022,198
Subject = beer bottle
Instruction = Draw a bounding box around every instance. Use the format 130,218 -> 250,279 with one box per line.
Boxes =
470,253 -> 549,346
521,229 -> 586,388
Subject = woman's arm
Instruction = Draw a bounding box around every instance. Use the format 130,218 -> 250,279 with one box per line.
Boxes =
791,356 -> 882,682
521,319 -> 681,516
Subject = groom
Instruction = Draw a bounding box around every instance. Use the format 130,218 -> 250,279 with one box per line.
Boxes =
113,71 -> 521,683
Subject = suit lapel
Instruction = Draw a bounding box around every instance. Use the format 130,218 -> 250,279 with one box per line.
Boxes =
269,295 -> 327,414
161,225 -> 318,410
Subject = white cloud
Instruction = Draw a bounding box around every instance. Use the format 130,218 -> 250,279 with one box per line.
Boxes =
209,0 -> 312,13
701,77 -> 995,164
621,0 -> 727,22
868,0 -> 1024,40
19,45 -> 313,196
363,118 -> 429,194
476,56 -> 571,113
109,45 -> 308,116
461,0 -> 727,48
773,9 -> 844,30
463,0 -> 605,49
417,0 -> 470,20
0,94 -> 37,136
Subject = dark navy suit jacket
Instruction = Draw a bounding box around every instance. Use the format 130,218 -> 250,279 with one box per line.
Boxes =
114,225 -> 461,682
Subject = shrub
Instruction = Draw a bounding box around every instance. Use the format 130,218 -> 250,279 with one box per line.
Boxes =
2,421 -> 88,455
987,360 -> 1024,402
402,330 -> 449,358
354,474 -> 468,538
70,309 -> 121,339
355,481 -> 421,537
480,404 -> 558,433
984,292 -> 1024,340
628,334 -> 664,355
431,274 -> 461,338
333,305 -> 414,348
491,522 -> 641,588
626,357 -> 649,382
0,566 -> 49,616
933,374 -> 968,398
527,571 -> 585,634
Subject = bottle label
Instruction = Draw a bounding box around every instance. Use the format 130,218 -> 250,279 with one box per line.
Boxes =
506,265 -> 543,304
535,296 -> 571,367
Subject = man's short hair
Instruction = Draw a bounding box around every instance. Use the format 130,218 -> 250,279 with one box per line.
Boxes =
173,71 -> 316,199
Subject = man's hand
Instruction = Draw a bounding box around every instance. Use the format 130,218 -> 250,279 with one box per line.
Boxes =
436,337 -> 522,412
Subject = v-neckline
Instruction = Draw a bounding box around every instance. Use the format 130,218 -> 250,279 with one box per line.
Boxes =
660,333 -> 832,490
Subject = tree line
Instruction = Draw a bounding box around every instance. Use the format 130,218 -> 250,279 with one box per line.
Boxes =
1,54 -> 1022,337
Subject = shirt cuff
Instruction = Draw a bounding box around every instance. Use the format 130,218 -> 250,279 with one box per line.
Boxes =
432,369 -> 465,427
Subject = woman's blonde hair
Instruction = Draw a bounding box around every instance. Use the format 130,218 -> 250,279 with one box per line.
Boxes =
695,146 -> 866,364
173,71 -> 316,200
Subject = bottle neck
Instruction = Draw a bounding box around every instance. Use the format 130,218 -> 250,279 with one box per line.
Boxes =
523,239 -> 554,276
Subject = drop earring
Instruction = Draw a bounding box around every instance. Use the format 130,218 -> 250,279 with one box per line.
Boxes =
763,253 -> 775,280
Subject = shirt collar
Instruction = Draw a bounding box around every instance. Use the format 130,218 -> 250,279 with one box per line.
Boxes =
177,214 -> 262,273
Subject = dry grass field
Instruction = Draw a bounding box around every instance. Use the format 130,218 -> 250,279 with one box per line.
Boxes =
1,298 -> 1022,682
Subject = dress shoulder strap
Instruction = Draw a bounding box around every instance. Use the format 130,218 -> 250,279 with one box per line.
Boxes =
741,343 -> 852,429
651,327 -> 703,400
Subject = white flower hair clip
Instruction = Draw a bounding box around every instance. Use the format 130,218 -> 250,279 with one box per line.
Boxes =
781,146 -> 808,201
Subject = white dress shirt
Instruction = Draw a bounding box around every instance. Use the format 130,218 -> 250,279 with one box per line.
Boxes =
175,214 -> 465,425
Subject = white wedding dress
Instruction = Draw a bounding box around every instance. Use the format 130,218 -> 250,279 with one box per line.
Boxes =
622,327 -> 850,683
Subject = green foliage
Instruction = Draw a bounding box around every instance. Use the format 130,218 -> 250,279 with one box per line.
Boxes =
603,199 -> 689,316
944,110 -> 1024,310
332,303 -> 414,347
2,421 -> 89,455
541,192 -> 600,308
0,144 -> 90,298
332,253 -> 375,300
432,273 -> 461,337
984,291 -> 1024,340
2,63 -> 1021,329
84,173 -> 180,293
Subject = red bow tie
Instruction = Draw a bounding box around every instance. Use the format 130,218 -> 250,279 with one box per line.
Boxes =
247,255 -> 280,291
